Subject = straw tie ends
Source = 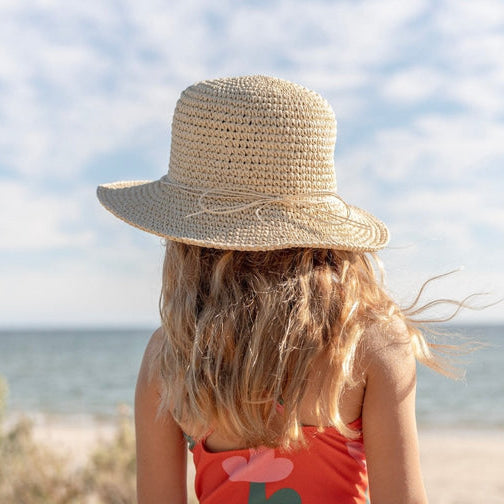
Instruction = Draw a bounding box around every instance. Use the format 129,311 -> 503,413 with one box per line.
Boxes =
159,176 -> 372,230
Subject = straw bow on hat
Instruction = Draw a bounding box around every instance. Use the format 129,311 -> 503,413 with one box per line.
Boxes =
97,75 -> 389,251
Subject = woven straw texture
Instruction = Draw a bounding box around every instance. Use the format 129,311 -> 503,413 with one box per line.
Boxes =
97,75 -> 389,251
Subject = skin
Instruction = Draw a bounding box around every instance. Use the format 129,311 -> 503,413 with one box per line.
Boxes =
135,320 -> 428,504
135,328 -> 187,504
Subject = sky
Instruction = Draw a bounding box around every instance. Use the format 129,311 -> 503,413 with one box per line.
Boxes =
0,0 -> 503,327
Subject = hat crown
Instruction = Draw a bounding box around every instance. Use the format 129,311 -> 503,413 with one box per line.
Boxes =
168,75 -> 338,195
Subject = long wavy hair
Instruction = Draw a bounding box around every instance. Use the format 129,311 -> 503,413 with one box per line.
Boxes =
152,241 -> 461,448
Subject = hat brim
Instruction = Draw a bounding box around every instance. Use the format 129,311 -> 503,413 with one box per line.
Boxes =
97,179 -> 389,252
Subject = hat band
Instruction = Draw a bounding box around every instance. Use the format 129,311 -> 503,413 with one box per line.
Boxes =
160,176 -> 371,229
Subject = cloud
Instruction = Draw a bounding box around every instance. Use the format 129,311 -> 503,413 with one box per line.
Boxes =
382,66 -> 445,104
339,114 -> 504,184
385,186 -> 504,250
385,1 -> 504,116
0,0 -> 431,180
0,256 -> 162,326
433,0 -> 504,36
1,0 -> 503,323
450,74 -> 504,116
0,180 -> 93,251
0,1 -> 179,179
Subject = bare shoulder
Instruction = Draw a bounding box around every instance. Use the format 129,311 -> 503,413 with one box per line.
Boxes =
359,316 -> 416,388
144,326 -> 165,363
135,327 -> 188,503
360,317 -> 428,502
361,315 -> 412,352
137,327 -> 164,388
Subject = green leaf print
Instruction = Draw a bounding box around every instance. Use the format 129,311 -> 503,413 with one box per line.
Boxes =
248,482 -> 301,504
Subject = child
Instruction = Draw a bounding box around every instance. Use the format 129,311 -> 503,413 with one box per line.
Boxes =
98,75 -> 435,503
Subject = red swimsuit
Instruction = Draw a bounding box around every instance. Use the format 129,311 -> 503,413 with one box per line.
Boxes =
188,418 -> 369,503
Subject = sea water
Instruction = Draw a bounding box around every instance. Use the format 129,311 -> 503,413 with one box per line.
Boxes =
0,325 -> 502,429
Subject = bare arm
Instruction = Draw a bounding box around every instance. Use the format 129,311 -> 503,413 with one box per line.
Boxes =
362,321 -> 428,504
135,328 -> 188,504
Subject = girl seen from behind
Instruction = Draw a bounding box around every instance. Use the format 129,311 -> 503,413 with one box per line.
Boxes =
98,75 -> 455,503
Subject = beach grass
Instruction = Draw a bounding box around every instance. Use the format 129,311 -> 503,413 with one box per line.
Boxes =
0,376 -> 138,504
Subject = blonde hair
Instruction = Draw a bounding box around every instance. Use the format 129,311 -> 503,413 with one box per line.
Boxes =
153,242 -> 451,448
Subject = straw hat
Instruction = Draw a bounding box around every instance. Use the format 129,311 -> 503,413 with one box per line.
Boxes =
97,75 -> 389,251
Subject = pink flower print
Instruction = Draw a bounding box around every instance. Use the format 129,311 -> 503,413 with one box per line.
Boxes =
346,440 -> 367,469
222,448 -> 294,483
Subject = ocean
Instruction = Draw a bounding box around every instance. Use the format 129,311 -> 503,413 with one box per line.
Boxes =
0,325 -> 502,429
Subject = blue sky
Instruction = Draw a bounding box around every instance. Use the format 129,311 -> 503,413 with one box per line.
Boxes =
1,0 -> 503,327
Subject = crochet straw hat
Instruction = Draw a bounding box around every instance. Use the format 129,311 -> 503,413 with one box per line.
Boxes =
97,75 -> 389,251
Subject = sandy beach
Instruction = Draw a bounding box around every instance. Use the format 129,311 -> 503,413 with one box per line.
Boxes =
20,415 -> 503,503
28,414 -> 118,469
419,428 -> 504,504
